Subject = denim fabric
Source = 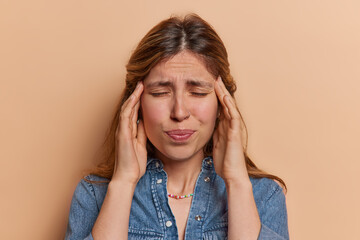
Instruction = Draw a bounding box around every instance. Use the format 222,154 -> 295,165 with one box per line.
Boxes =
65,157 -> 289,240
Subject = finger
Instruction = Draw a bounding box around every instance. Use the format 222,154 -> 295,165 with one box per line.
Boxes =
214,76 -> 226,107
119,82 -> 144,133
224,95 -> 241,130
216,77 -> 241,119
121,82 -> 143,116
120,90 -> 136,117
132,83 -> 144,136
220,101 -> 231,120
224,95 -> 240,120
131,100 -> 140,137
214,77 -> 232,119
222,105 -> 231,120
217,76 -> 237,107
218,116 -> 228,136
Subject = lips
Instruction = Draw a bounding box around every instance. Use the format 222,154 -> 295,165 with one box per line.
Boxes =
165,129 -> 195,142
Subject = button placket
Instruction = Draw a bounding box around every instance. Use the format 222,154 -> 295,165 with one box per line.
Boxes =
154,170 -> 176,234
205,159 -> 212,166
165,220 -> 172,227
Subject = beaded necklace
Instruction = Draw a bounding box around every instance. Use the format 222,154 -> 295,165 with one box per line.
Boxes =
168,193 -> 194,199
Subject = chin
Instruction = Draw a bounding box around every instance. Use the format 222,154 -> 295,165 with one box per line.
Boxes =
155,145 -> 204,162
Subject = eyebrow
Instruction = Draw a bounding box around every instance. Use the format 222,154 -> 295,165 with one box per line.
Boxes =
146,79 -> 213,89
186,80 -> 213,88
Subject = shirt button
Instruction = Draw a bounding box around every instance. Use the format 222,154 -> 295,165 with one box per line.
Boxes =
195,215 -> 202,221
165,220 -> 173,227
204,177 -> 210,182
155,162 -> 160,168
205,159 -> 212,165
156,179 -> 162,184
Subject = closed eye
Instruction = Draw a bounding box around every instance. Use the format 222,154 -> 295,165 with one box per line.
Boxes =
149,92 -> 209,97
191,92 -> 209,97
150,92 -> 170,97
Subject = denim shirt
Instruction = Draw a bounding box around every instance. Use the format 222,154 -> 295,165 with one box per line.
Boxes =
65,157 -> 289,240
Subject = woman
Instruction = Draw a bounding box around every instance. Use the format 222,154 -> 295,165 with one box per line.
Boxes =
65,13 -> 289,240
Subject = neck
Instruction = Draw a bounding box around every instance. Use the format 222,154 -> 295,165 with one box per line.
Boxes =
155,151 -> 204,195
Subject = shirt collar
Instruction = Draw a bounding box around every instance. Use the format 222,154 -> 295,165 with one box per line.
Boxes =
146,156 -> 214,171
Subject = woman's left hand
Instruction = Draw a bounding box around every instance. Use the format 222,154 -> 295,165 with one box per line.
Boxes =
213,76 -> 261,239
213,76 -> 250,184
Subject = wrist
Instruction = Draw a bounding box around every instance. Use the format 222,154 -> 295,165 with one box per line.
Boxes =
111,172 -> 141,185
224,177 -> 252,190
109,177 -> 138,191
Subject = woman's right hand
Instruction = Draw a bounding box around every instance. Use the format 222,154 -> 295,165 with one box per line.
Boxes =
112,81 -> 147,184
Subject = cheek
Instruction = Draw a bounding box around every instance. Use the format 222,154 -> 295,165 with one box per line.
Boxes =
141,96 -> 168,127
191,97 -> 218,123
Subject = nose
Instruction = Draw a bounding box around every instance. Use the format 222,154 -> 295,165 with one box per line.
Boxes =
170,94 -> 190,122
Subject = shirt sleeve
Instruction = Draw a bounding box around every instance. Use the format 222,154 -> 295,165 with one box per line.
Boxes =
257,183 -> 289,240
65,177 -> 99,240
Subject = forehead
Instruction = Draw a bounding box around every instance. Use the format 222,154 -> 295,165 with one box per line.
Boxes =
145,51 -> 215,83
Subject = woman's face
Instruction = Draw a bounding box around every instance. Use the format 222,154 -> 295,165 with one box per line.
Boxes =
141,50 -> 218,162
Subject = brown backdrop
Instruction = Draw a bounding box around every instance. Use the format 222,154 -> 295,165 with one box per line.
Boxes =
1,0 -> 359,239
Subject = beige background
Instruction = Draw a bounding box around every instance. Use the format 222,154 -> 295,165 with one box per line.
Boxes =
1,0 -> 359,239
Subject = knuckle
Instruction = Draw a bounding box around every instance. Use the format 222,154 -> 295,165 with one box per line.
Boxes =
119,112 -> 129,122
120,102 -> 127,111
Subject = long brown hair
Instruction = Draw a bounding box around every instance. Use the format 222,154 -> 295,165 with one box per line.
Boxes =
84,13 -> 287,191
